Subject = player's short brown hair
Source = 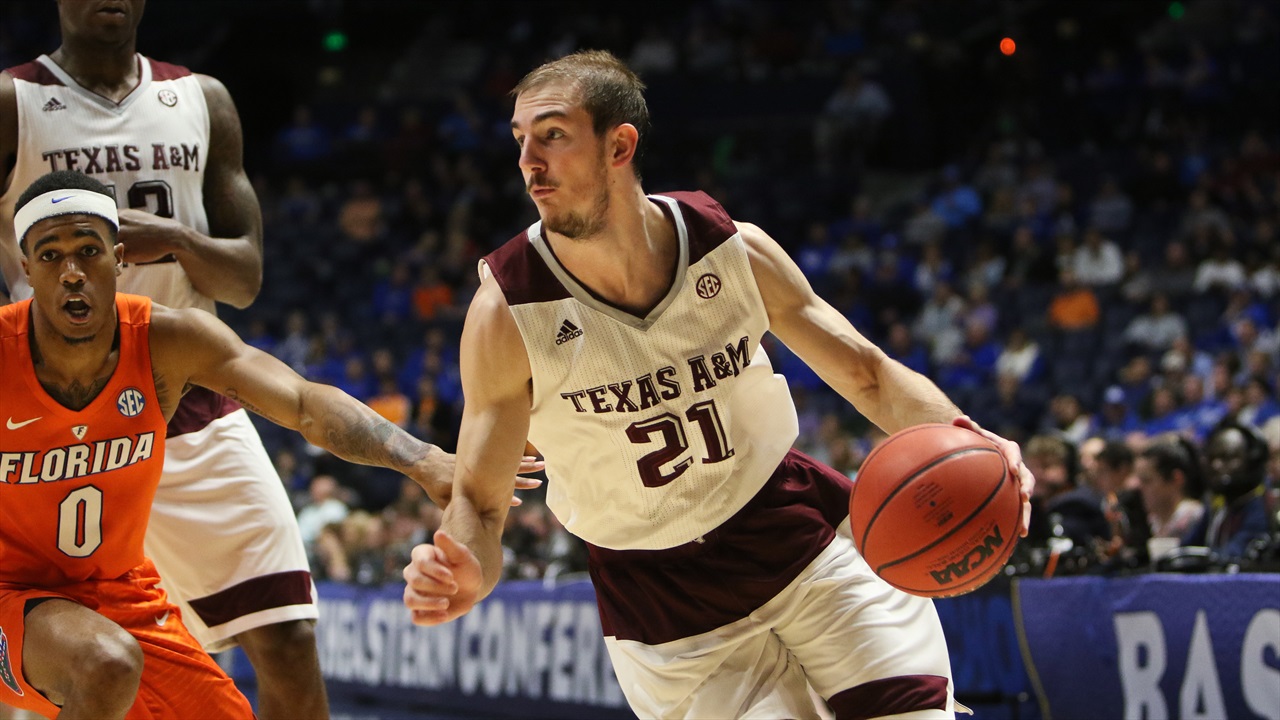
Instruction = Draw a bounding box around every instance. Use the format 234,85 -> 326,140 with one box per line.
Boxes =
513,50 -> 651,175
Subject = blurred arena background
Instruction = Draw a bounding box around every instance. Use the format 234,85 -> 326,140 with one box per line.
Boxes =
3,1 -> 1278,718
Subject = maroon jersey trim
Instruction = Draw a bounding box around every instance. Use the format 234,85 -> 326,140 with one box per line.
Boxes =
483,229 -> 573,306
146,57 -> 193,81
167,385 -> 242,437
186,570 -> 314,627
4,61 -> 63,86
585,448 -> 852,645
660,190 -> 738,265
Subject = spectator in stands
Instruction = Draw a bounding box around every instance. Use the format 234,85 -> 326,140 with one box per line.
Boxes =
297,475 -> 352,547
1089,440 -> 1150,558
1183,421 -> 1274,559
1179,190 -> 1232,244
1177,374 -> 1228,440
411,265 -> 455,321
903,195 -> 947,247
342,511 -> 393,586
962,280 -> 998,334
1048,267 -> 1101,331
1024,435 -> 1111,551
913,279 -> 965,365
1194,238 -> 1247,294
965,238 -> 1007,291
931,164 -> 983,229
813,67 -> 893,171
1123,293 -> 1189,353
273,105 -> 332,168
1240,375 -> 1280,428
1137,438 -> 1205,540
1144,386 -> 1185,437
911,241 -> 952,298
367,377 -> 413,429
1093,385 -> 1141,441
338,179 -> 386,245
371,263 -> 415,324
1088,176 -> 1134,236
1046,393 -> 1093,446
995,327 -> 1044,383
1004,224 -> 1058,288
884,321 -> 930,376
1071,226 -> 1125,287
969,372 -> 1040,443
937,317 -> 1002,394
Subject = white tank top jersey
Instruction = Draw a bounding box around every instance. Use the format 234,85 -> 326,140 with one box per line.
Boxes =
482,192 -> 800,551
0,54 -> 213,313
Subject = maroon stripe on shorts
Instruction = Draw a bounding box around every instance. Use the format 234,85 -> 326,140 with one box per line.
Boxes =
826,675 -> 950,720
186,570 -> 313,628
167,385 -> 242,437
586,449 -> 853,646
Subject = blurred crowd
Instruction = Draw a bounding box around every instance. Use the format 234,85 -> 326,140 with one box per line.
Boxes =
6,0 -> 1280,583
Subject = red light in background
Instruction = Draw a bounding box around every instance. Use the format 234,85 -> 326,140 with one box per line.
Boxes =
1000,37 -> 1017,56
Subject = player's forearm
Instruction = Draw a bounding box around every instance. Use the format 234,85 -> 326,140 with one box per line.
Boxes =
297,384 -> 448,478
855,355 -> 962,434
441,494 -> 508,599
171,225 -> 263,308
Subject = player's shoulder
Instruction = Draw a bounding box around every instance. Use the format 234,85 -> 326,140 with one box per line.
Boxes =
481,228 -> 571,307
145,56 -> 194,81
653,189 -> 741,263
2,59 -> 61,86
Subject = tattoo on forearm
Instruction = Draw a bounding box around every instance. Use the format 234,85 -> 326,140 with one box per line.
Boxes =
322,401 -> 432,471
223,387 -> 283,424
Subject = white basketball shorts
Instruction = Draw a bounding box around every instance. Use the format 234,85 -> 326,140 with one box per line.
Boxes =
605,525 -> 960,719
144,408 -> 316,652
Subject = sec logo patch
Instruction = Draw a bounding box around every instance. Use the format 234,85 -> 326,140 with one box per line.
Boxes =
117,388 -> 146,417
695,273 -> 721,299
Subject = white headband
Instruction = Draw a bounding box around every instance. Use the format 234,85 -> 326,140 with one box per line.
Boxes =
13,188 -> 119,245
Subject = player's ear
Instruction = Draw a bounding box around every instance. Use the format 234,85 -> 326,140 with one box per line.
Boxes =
115,243 -> 125,273
610,123 -> 639,168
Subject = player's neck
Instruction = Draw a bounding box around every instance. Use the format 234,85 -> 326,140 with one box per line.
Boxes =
29,305 -> 121,391
545,188 -> 677,314
49,41 -> 139,101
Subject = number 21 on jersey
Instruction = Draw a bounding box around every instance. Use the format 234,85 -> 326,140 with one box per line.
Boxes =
626,399 -> 734,487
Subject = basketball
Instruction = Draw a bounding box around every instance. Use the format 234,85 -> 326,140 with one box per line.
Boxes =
850,423 -> 1020,598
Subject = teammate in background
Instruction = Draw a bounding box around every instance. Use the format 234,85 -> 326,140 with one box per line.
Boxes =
0,170 -> 538,719
0,2 -> 315,715
403,50 -> 1034,719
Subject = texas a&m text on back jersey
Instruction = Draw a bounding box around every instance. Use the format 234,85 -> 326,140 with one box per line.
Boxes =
482,191 -> 800,551
0,295 -> 168,588
0,54 -> 212,312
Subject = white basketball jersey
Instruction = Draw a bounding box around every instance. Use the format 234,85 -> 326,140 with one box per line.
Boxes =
483,192 -> 799,550
1,54 -> 212,312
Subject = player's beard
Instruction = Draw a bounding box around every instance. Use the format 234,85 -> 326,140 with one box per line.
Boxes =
544,151 -> 610,241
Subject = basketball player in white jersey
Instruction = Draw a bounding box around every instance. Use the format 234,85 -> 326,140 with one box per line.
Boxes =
403,51 -> 1036,719
3,2 -> 311,716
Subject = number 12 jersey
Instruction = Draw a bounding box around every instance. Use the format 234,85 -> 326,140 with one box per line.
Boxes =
0,54 -> 212,313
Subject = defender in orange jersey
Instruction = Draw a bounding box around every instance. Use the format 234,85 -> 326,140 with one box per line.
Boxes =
0,171 -> 542,719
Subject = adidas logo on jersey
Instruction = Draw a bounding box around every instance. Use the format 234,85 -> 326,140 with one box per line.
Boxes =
555,319 -> 583,345
42,97 -> 66,112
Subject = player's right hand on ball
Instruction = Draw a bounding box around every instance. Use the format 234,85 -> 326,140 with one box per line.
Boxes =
403,530 -> 483,626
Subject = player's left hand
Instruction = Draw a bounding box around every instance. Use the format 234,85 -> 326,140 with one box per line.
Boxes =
415,452 -> 545,509
117,208 -> 187,264
953,416 -> 1035,537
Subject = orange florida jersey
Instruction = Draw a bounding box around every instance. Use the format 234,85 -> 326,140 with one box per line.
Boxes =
0,294 -> 167,587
